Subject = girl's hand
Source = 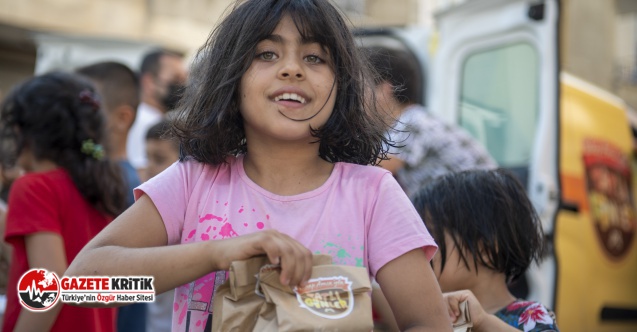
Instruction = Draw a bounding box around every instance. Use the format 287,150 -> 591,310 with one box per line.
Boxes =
443,290 -> 487,327
444,290 -> 522,332
215,229 -> 313,288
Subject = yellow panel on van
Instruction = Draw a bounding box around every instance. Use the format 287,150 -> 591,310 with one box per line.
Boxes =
556,72 -> 637,331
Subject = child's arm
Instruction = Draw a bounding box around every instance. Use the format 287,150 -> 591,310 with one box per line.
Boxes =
66,194 -> 314,296
13,233 -> 67,331
376,248 -> 452,331
443,290 -> 520,332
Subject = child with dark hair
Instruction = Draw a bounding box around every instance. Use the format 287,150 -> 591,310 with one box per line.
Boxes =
67,1 -> 451,331
0,72 -> 126,331
365,45 -> 497,197
144,119 -> 179,181
412,169 -> 559,332
75,61 -> 147,332
144,118 -> 180,332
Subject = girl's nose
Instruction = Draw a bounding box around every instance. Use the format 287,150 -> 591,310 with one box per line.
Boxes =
277,57 -> 305,80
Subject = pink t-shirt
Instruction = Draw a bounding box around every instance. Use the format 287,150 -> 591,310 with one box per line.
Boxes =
135,154 -> 436,332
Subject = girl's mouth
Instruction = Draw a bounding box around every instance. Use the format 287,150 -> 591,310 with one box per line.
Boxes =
273,92 -> 306,104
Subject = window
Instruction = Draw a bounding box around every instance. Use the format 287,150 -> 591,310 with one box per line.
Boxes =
459,43 -> 539,168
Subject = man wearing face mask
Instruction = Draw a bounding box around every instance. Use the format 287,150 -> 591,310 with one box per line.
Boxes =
127,49 -> 187,180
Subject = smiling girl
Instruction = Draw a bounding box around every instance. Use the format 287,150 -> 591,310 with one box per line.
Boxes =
66,1 -> 451,331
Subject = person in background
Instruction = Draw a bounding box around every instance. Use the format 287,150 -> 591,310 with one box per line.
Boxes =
412,169 -> 559,332
0,72 -> 126,332
66,1 -> 452,331
76,61 -> 141,207
0,165 -> 21,325
364,45 -> 499,331
366,46 -> 497,197
127,49 -> 187,180
76,61 -> 146,332
144,119 -> 179,180
143,119 -> 179,332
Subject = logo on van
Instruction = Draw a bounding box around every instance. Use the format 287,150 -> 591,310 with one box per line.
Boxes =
295,276 -> 354,319
583,138 -> 636,259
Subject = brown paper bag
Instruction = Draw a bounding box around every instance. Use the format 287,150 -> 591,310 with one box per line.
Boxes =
211,255 -> 373,332
452,300 -> 473,332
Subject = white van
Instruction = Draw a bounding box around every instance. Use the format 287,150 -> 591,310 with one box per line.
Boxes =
358,0 -> 637,330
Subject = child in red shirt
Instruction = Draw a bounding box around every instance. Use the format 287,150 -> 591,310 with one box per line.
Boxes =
0,72 -> 127,332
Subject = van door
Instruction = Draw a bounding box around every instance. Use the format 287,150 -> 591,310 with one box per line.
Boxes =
433,0 -> 637,330
430,0 -> 560,311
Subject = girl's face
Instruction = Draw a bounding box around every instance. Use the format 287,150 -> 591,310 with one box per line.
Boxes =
431,231 -> 475,292
239,15 -> 337,144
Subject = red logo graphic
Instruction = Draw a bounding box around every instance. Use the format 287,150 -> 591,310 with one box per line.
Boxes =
583,139 -> 636,260
17,269 -> 60,311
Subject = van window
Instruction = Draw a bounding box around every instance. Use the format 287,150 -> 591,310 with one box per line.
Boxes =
459,43 -> 539,168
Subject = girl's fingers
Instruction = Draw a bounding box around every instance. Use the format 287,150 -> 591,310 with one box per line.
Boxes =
290,245 -> 312,287
444,292 -> 462,318
449,296 -> 461,317
235,230 -> 312,287
446,304 -> 456,322
300,248 -> 313,287
280,240 -> 312,287
265,250 -> 281,265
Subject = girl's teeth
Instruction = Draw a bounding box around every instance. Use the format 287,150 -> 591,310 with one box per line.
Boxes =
274,93 -> 306,104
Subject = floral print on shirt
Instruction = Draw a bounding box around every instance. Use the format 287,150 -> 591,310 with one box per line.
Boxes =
494,300 -> 559,332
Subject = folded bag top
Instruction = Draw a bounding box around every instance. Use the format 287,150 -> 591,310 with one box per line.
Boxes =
212,255 -> 373,332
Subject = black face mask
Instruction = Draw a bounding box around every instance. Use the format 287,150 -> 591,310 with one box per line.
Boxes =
161,83 -> 185,111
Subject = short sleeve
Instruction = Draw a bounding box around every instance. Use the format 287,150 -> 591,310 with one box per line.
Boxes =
134,161 -> 202,245
5,176 -> 61,244
366,173 -> 437,277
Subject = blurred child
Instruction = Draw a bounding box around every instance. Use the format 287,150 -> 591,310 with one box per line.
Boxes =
76,61 -> 147,332
0,72 -> 126,331
365,46 -> 497,197
412,169 -> 559,332
0,165 -> 21,324
144,119 -> 179,332
66,1 -> 452,331
144,119 -> 179,181
76,61 -> 141,205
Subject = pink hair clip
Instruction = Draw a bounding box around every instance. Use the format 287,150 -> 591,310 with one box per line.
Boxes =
79,89 -> 100,110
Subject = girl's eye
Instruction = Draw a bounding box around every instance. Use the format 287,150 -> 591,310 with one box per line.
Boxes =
305,55 -> 323,64
258,52 -> 277,61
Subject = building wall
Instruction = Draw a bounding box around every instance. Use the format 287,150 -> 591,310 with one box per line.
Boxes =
0,0 -> 234,53
615,1 -> 637,110
0,0 -> 421,96
561,0 -> 616,92
562,0 -> 637,109
0,0 -> 418,54
1,0 -> 634,108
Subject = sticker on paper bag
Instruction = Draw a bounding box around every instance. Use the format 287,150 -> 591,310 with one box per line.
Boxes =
295,276 -> 353,319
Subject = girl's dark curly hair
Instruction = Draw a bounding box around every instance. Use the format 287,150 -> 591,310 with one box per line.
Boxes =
172,0 -> 392,165
0,72 -> 126,216
412,169 -> 545,282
